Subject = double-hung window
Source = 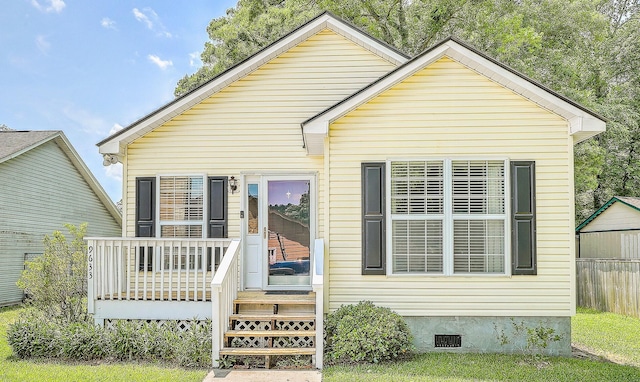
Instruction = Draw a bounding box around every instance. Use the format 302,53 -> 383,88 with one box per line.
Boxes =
390,159 -> 507,275
159,175 -> 205,238
135,175 -> 228,272
158,175 -> 205,270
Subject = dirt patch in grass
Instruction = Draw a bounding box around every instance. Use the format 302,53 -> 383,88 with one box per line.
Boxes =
572,345 -> 617,364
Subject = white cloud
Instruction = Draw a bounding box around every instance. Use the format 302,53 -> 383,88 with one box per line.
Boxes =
132,7 -> 172,38
31,0 -> 66,13
109,123 -> 124,135
132,8 -> 153,29
189,51 -> 201,67
148,54 -> 173,70
101,17 -> 117,30
35,35 -> 51,54
105,163 -> 123,182
61,104 -> 108,135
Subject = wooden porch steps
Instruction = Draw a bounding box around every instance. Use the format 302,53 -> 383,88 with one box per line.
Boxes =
220,291 -> 317,369
229,313 -> 315,323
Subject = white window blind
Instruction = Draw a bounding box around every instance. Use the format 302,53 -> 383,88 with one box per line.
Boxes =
452,160 -> 505,274
390,160 -> 506,275
391,161 -> 444,273
159,176 -> 204,238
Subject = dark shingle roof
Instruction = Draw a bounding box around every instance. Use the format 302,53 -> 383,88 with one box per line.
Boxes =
0,130 -> 60,162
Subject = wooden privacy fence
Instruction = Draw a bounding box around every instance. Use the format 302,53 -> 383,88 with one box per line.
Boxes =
576,259 -> 640,318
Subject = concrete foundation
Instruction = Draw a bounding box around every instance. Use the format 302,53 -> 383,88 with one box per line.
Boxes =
404,316 -> 571,356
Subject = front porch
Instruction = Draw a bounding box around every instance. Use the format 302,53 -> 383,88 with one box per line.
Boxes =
86,237 -> 324,368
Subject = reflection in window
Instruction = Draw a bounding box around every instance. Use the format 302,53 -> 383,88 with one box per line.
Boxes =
248,184 -> 258,234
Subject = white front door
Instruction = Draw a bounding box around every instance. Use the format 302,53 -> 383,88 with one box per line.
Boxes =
243,177 -> 263,289
243,175 -> 314,290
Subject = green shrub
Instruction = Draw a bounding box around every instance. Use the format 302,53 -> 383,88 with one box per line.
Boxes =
7,314 -> 212,367
60,321 -> 109,360
174,320 -> 212,367
324,301 -> 413,364
17,223 -> 89,324
7,311 -> 59,358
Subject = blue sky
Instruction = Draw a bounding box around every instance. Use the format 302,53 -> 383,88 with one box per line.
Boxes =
1,0 -> 238,202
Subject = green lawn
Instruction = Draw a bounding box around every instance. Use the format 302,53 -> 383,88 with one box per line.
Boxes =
324,308 -> 640,382
0,306 -> 209,382
324,352 -> 640,382
3,305 -> 640,381
572,307 -> 640,367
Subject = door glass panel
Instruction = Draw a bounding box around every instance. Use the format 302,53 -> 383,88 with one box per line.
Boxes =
267,180 -> 311,286
247,184 -> 259,235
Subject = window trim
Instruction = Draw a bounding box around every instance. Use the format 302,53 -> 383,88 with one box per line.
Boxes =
385,158 -> 511,277
155,174 -> 207,239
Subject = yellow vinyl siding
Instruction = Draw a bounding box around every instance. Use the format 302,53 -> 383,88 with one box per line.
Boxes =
328,57 -> 574,317
123,29 -> 396,246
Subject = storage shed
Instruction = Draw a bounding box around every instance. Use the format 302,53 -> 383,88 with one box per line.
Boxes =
576,196 -> 640,259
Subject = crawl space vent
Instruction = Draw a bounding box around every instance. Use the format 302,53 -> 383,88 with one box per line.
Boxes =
435,334 -> 461,348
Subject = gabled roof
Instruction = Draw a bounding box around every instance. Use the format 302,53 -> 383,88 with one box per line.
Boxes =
0,130 -> 121,224
302,36 -> 607,155
576,196 -> 640,232
97,12 -> 409,157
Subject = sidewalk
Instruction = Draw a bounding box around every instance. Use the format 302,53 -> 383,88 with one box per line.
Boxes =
203,369 -> 322,382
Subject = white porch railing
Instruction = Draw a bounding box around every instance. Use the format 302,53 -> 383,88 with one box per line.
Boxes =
211,239 -> 241,367
86,237 -> 235,314
312,238 -> 324,369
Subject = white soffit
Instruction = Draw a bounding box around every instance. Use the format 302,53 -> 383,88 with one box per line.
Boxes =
302,39 -> 606,155
97,12 -> 408,157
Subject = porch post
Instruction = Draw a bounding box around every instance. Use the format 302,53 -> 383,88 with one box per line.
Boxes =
211,284 -> 222,368
87,239 -> 96,315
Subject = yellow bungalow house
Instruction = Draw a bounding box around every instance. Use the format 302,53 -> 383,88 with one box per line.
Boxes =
92,12 -> 605,368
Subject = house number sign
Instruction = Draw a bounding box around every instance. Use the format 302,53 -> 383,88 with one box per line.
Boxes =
87,245 -> 93,279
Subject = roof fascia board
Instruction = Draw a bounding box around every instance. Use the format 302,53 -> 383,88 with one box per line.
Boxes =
443,43 -> 606,140
98,12 -> 408,155
303,44 -> 450,135
303,39 -> 606,146
325,17 -> 408,65
54,134 -> 122,225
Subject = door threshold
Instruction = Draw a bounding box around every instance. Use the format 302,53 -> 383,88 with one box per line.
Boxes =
264,290 -> 311,295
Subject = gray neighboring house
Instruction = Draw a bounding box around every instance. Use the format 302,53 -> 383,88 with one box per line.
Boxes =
0,130 -> 121,306
576,196 -> 640,259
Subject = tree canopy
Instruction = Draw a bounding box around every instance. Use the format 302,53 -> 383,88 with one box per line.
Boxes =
176,0 -> 640,222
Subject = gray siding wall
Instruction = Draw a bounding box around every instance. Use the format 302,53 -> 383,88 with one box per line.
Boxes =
0,140 -> 120,306
579,230 -> 640,259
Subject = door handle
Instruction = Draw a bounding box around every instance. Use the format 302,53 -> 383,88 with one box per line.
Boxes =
264,227 -> 267,239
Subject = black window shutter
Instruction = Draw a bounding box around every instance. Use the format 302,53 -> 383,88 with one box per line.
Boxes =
135,177 -> 155,237
511,161 -> 536,275
208,177 -> 228,238
135,177 -> 155,271
362,163 -> 386,275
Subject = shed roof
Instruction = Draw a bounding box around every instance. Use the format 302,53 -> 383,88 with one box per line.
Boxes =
0,130 -> 121,224
576,196 -> 640,232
